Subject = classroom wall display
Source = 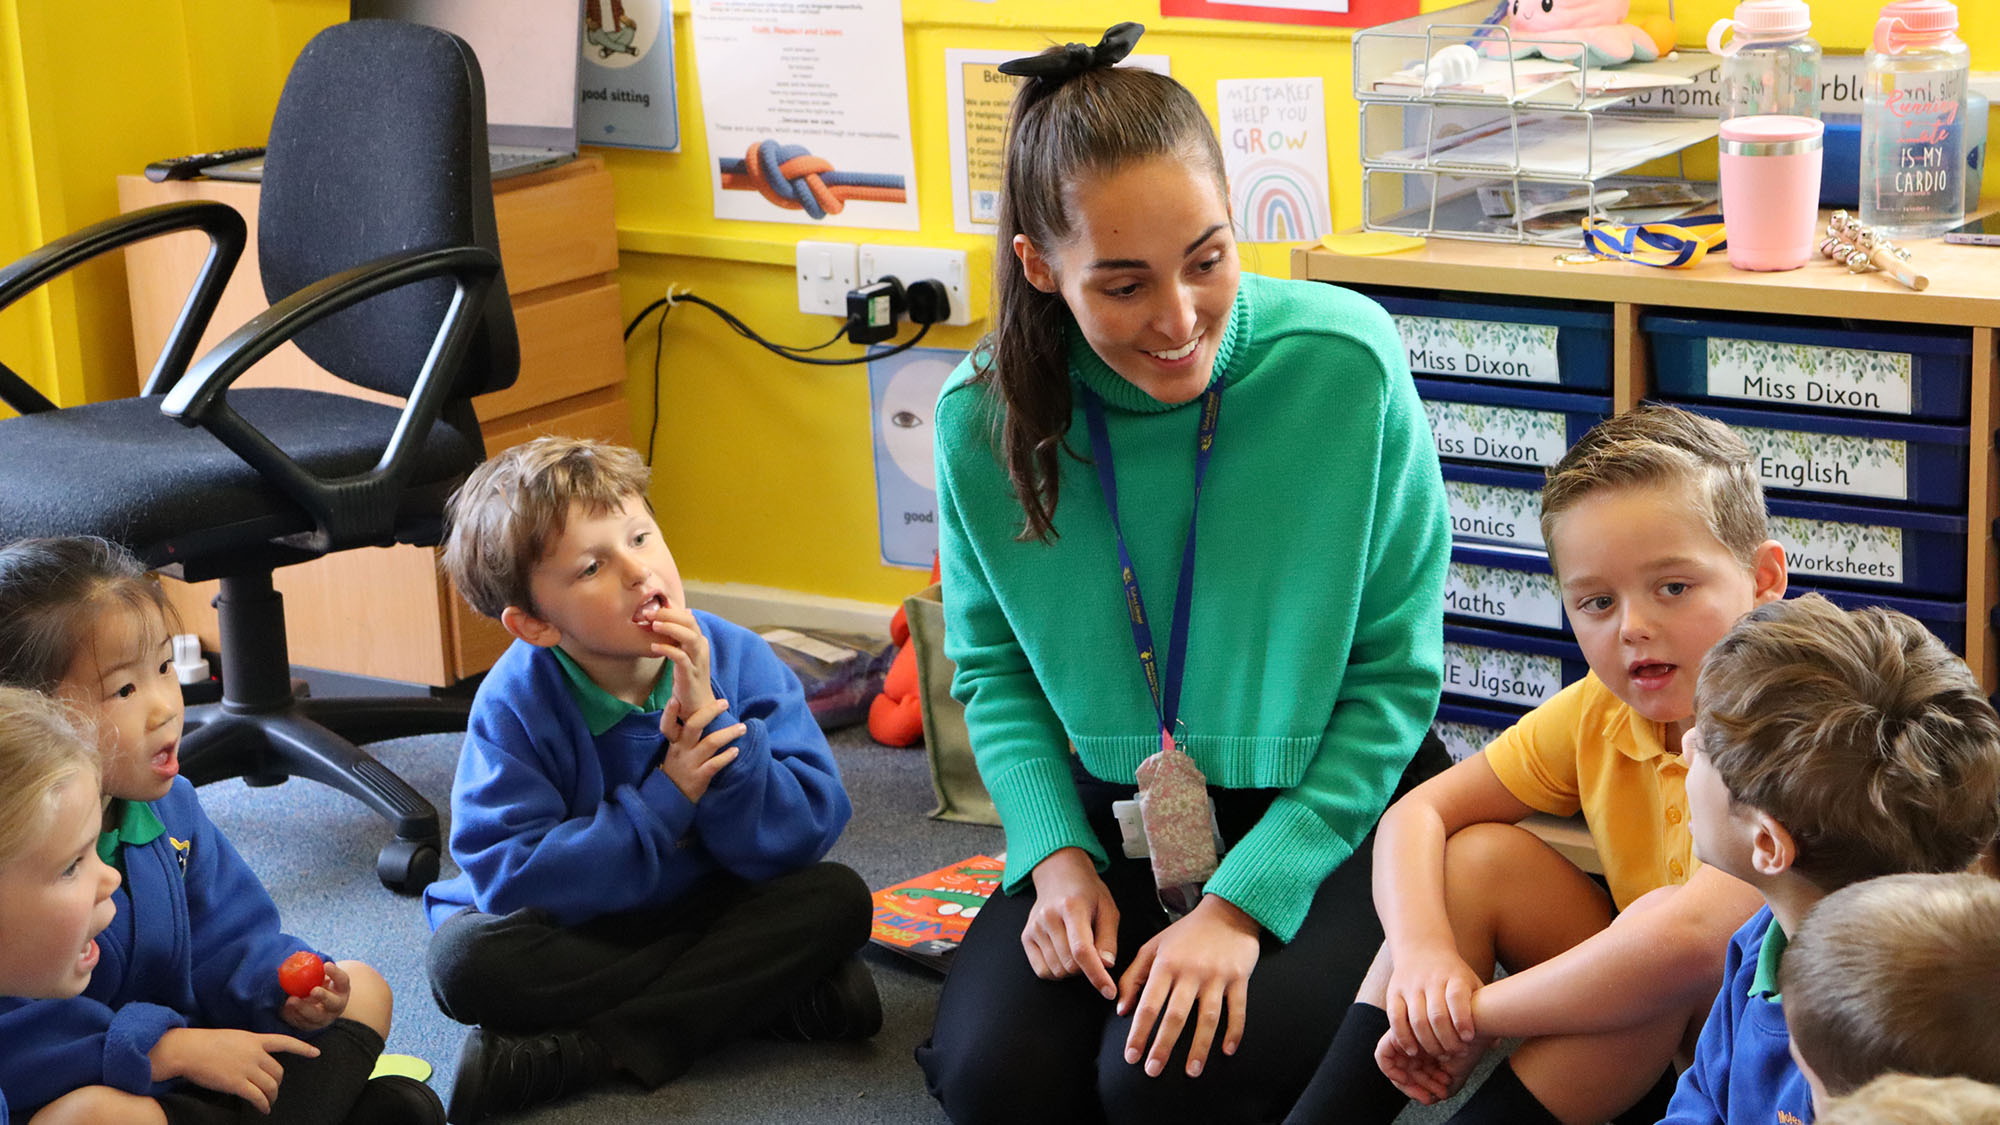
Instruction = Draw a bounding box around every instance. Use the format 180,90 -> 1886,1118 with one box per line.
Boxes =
1217,77 -> 1332,242
870,347 -> 965,569
944,50 -> 1171,236
1158,0 -> 1418,30
579,0 -> 680,151
691,0 -> 920,229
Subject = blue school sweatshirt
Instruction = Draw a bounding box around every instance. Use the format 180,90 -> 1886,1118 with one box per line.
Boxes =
1660,905 -> 1815,1125
424,610 -> 852,930
0,779 -> 316,1115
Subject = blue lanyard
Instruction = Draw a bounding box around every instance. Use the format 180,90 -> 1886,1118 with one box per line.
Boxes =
1080,381 -> 1223,740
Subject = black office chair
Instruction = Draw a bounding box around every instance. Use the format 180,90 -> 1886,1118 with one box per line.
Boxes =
0,19 -> 518,893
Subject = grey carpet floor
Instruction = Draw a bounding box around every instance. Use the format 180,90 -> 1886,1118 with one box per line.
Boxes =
205,723 -> 1488,1123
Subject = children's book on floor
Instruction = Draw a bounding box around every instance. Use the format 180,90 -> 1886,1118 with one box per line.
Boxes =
869,855 -> 1003,971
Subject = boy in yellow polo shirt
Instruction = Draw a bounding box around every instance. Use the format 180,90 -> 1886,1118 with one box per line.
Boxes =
1287,405 -> 1781,1125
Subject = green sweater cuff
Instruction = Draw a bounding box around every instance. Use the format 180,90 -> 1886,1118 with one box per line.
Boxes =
1204,796 -> 1352,943
986,754 -> 1107,893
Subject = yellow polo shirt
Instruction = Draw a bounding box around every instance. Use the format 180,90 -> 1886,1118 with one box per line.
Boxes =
1481,673 -> 1697,910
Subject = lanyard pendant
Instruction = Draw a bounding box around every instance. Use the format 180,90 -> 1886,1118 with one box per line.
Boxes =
1136,726 -> 1217,918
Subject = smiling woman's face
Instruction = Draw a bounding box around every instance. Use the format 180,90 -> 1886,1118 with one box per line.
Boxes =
1014,155 -> 1239,405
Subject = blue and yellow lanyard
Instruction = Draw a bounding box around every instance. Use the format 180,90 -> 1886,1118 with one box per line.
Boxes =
1079,380 -> 1223,750
1579,214 -> 1728,268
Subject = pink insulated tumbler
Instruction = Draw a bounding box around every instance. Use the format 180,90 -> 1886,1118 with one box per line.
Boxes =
1719,114 -> 1826,271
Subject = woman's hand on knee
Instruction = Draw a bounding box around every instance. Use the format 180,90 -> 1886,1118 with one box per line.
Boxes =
1025,847 -> 1120,998
1383,944 -> 1480,1059
1116,894 -> 1260,1079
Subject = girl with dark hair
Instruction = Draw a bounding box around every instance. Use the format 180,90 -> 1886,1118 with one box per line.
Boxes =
914,24 -> 1452,1123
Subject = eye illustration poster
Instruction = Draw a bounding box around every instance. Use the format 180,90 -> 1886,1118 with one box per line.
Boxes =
869,347 -> 964,569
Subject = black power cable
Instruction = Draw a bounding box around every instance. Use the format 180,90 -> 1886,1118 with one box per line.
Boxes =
622,289 -> 936,464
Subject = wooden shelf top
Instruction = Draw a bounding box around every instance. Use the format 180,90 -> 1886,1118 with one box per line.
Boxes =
1292,214 -> 2000,328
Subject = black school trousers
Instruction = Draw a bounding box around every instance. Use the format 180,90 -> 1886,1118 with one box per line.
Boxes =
426,860 -> 871,1087
916,733 -> 1451,1125
155,1018 -> 382,1125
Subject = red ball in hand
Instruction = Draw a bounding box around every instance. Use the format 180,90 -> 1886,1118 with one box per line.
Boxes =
278,951 -> 326,998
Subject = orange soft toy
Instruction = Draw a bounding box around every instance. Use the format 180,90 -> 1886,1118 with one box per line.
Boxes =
868,557 -> 939,747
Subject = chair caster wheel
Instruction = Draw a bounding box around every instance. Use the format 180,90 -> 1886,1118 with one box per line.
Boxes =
377,838 -> 440,895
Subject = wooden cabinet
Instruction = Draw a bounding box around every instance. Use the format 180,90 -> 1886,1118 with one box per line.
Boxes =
117,158 -> 632,686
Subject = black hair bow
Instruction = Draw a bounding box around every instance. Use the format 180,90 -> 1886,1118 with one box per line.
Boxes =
997,22 -> 1145,81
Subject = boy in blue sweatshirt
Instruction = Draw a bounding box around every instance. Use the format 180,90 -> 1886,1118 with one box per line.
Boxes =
1662,594 -> 2000,1125
424,437 -> 876,1123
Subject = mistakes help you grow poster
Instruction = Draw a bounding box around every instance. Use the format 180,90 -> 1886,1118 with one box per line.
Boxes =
1217,77 -> 1332,243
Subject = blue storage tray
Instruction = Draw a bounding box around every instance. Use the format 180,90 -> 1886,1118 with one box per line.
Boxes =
1362,288 -> 1613,390
1442,623 -> 1588,711
1435,700 -> 1530,763
1417,378 -> 1610,470
1794,587 -> 1965,656
1447,543 -> 1566,635
1684,402 -> 1969,510
1440,462 -> 1549,550
1768,496 -> 1967,599
1645,312 -> 1971,422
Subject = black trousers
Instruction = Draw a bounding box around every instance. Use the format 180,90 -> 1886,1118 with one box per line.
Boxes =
917,733 -> 1451,1125
426,860 -> 871,1087
156,1018 -> 382,1125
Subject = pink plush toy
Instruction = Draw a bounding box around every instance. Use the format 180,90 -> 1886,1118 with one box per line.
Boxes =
1480,0 -> 1676,68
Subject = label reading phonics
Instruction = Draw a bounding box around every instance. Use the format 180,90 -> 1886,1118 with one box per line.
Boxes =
1705,337 -> 1913,416
1424,401 -> 1568,468
1395,316 -> 1562,384
1445,560 -> 1564,630
1443,642 -> 1563,708
1444,479 -> 1546,549
1738,426 -> 1908,501
1771,515 -> 1904,585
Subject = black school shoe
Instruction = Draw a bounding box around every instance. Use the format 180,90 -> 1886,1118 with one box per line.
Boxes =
766,954 -> 883,1042
346,1073 -> 446,1125
446,1027 -> 612,1124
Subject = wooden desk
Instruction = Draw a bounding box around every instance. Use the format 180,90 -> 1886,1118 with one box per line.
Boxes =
1294,225 -> 2000,693
118,158 -> 633,686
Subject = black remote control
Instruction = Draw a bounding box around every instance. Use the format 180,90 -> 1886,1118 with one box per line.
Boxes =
143,146 -> 267,183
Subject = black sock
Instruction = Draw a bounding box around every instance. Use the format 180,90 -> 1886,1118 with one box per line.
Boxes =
1446,1059 -> 1563,1125
1610,1066 -> 1680,1124
1283,1002 -> 1411,1125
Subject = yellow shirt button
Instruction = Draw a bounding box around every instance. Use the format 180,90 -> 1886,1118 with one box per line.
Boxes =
1667,807 -> 1682,824
1670,860 -> 1685,880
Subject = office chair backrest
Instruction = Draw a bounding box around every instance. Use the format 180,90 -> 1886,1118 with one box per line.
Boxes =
259,19 -> 519,402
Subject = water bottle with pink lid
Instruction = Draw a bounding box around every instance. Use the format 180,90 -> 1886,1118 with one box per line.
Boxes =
1707,0 -> 1821,122
1860,0 -> 1970,238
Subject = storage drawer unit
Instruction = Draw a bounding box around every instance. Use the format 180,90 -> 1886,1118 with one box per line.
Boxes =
1791,586 -> 1967,656
1442,463 -> 1549,551
1418,378 -> 1612,470
1435,699 -> 1527,763
1442,623 -> 1588,711
1686,402 -> 1970,509
1364,288 -> 1613,390
1447,543 -> 1565,635
1645,312 -> 1972,422
1769,498 -> 1967,599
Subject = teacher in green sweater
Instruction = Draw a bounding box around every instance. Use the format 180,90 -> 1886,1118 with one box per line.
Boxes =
914,23 -> 1452,1125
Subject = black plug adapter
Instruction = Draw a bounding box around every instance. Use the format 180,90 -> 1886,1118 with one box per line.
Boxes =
846,276 -> 906,345
906,279 -> 951,325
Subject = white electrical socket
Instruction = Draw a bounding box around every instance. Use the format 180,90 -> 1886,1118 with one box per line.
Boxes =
858,244 -> 973,326
795,240 -> 859,317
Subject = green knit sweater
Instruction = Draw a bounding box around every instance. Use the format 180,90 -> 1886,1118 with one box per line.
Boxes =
934,271 -> 1448,941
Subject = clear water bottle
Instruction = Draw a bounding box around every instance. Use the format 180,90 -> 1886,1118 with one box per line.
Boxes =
1860,0 -> 1971,238
1707,0 -> 1821,121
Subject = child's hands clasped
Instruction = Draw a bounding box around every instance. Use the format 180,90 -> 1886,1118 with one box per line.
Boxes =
642,603 -> 716,716
281,957 -> 351,1032
1375,1025 -> 1491,1105
1117,895 -> 1261,1079
151,1026 -> 319,1114
1382,943 -> 1482,1059
658,696 -> 743,803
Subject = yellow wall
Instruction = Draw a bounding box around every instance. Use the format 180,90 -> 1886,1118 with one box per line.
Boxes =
3,0 -> 1995,603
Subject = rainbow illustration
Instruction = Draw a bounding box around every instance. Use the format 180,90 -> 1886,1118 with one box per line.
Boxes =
1230,160 -> 1331,242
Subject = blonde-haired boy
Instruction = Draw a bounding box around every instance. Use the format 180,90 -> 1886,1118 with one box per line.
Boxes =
424,437 -> 877,1123
1289,405 -> 1782,1124
1783,872 -> 2000,1113
1663,598 -> 2000,1123
1818,1073 -> 2000,1125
